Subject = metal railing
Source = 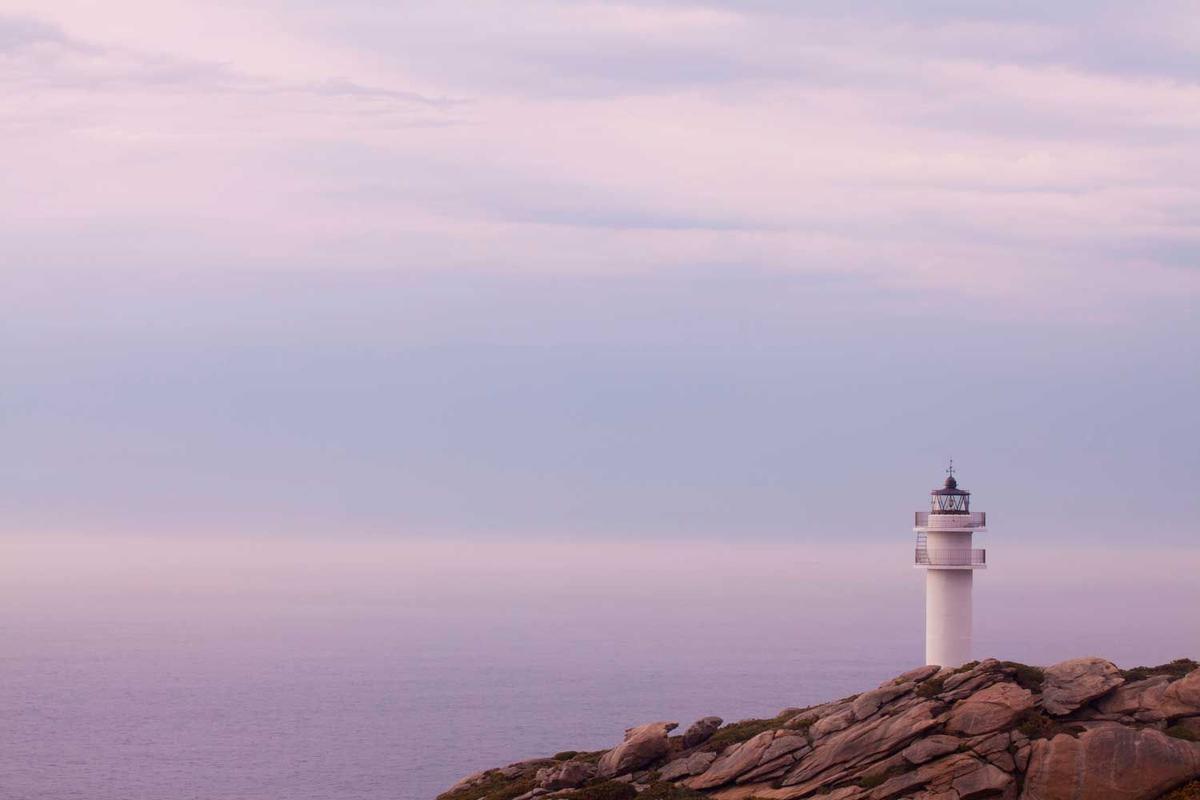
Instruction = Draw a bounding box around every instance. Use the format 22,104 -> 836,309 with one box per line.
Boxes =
914,548 -> 986,566
914,511 -> 986,528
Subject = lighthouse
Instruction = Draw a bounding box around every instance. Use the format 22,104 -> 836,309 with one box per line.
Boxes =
914,463 -> 988,667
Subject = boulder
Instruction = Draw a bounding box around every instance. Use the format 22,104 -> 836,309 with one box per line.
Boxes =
781,701 -> 940,787
738,734 -> 812,783
810,708 -> 856,739
869,753 -> 1012,800
596,721 -> 677,778
966,731 -> 1015,772
1040,657 -> 1124,716
1097,670 -> 1200,722
944,660 -> 1002,692
852,682 -> 914,720
894,664 -> 942,684
682,716 -> 723,748
511,790 -> 550,800
659,751 -> 717,781
1157,670 -> 1200,719
497,758 -> 555,778
950,759 -> 1015,799
536,760 -> 596,790
1096,675 -> 1172,716
687,731 -> 775,789
1021,724 -> 1200,800
902,735 -> 962,765
945,682 -> 1035,736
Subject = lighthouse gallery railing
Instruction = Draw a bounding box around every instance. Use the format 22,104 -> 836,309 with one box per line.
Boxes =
914,548 -> 986,566
914,511 -> 986,528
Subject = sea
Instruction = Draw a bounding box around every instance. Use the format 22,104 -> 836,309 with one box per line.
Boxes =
0,535 -> 1196,800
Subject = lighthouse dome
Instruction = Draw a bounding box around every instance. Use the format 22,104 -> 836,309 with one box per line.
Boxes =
930,472 -> 970,513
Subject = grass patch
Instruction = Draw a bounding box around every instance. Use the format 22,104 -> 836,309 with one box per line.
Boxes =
857,773 -> 887,789
704,712 -> 798,751
1015,709 -> 1084,740
916,677 -> 946,698
436,773 -> 536,800
1121,659 -> 1199,682
1166,725 -> 1199,742
1000,662 -> 1046,692
638,782 -> 708,800
554,751 -> 580,761
574,781 -> 638,800
855,763 -> 909,789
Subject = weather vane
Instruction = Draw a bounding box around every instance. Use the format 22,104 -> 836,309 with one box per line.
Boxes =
946,458 -> 955,478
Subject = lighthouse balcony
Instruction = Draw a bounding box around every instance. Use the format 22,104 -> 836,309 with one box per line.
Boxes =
914,511 -> 986,531
914,547 -> 987,569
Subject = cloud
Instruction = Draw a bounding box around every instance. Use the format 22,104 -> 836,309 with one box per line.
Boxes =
2,2 -> 1199,311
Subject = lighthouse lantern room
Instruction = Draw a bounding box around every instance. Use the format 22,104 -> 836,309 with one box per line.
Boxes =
914,462 -> 988,667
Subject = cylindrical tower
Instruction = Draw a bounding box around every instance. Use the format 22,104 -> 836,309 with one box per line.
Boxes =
913,465 -> 987,667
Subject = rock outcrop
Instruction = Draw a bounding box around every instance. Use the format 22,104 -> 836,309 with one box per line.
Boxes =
682,717 -> 724,749
597,721 -> 678,778
1040,657 -> 1124,716
440,657 -> 1200,800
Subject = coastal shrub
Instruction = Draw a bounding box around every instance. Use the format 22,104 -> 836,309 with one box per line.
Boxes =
952,661 -> 981,675
1121,659 -> 1199,682
436,773 -> 536,800
553,751 -> 580,761
1166,725 -> 1199,742
1000,661 -> 1045,692
638,782 -> 707,800
856,763 -> 909,789
916,677 -> 945,698
1014,709 -> 1083,740
704,711 -> 802,750
574,780 -> 638,800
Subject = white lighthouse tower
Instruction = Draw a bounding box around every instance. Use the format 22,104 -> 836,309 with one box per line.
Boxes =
914,463 -> 988,667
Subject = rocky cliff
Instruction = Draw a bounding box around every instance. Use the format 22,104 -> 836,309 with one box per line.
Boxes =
439,657 -> 1200,800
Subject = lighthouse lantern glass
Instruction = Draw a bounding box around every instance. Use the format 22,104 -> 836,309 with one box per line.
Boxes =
931,492 -> 970,513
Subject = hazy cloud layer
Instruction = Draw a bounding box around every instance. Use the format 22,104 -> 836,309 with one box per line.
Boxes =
2,2 -> 1197,538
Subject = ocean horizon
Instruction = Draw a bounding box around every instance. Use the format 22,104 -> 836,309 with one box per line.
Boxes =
2,535 -> 1195,800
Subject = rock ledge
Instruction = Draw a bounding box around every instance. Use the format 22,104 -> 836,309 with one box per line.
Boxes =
440,657 -> 1200,800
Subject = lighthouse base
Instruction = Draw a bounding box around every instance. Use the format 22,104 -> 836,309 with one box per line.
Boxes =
925,568 -> 972,667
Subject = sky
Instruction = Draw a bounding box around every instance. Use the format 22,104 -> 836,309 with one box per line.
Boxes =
2,1 -> 1198,543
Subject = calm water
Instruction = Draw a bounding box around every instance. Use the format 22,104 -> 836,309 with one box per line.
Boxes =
0,536 -> 1196,800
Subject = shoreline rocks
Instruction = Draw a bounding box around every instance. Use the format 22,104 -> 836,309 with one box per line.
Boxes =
441,656 -> 1200,800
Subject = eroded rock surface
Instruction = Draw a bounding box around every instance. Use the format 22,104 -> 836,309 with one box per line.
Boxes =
441,657 -> 1200,800
1040,657 -> 1124,716
682,717 -> 724,748
945,682 -> 1034,736
596,721 -> 678,778
1022,724 -> 1200,800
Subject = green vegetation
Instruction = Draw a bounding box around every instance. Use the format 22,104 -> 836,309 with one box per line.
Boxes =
1014,709 -> 1084,740
916,677 -> 945,698
855,764 -> 909,789
953,661 -> 981,675
574,781 -> 638,800
553,751 -> 580,761
703,709 -> 811,751
436,773 -> 536,800
638,782 -> 707,800
999,661 -> 1046,692
1121,659 -> 1199,682
857,773 -> 887,789
1166,725 -> 1199,742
